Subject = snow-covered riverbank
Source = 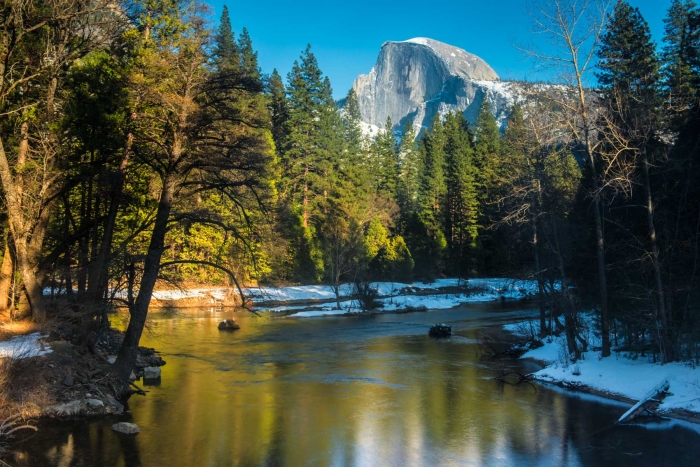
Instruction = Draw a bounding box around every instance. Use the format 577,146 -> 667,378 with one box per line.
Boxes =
248,278 -> 539,317
505,320 -> 700,423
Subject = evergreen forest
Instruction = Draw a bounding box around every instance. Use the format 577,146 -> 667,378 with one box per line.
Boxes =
1,0 -> 700,381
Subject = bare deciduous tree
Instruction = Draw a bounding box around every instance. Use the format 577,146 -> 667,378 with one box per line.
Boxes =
521,0 -> 614,356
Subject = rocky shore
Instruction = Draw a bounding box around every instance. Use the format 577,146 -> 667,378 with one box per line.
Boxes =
0,327 -> 165,423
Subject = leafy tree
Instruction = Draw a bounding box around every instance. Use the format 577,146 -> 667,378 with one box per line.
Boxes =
113,1 -> 274,380
0,0 -> 122,320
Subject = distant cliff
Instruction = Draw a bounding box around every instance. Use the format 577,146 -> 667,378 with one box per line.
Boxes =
351,38 -> 518,135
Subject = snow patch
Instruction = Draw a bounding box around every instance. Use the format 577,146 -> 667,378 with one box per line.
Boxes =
512,322 -> 700,417
0,332 -> 52,359
254,278 -> 540,317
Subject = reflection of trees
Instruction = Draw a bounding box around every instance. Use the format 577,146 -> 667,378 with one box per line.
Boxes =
11,418 -> 141,466
15,314 -> 700,466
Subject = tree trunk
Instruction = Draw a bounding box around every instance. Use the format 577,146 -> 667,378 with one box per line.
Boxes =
14,239 -> 46,321
573,51 -> 611,358
86,133 -> 132,303
593,196 -> 611,357
0,136 -> 53,322
532,214 -> 546,336
77,181 -> 89,295
643,152 -> 671,362
113,175 -> 175,381
549,213 -> 580,359
303,165 -> 309,228
0,240 -> 13,312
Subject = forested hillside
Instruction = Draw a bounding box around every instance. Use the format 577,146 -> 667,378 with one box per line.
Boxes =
0,0 -> 700,375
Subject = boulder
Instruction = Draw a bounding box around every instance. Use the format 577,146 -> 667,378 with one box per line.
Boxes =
63,375 -> 74,387
112,422 -> 140,435
86,398 -> 104,409
218,319 -> 240,331
143,366 -> 161,381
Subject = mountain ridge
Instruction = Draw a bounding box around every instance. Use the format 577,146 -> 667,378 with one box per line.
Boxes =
350,37 -> 518,135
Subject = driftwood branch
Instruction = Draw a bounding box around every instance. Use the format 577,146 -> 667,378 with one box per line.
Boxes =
617,378 -> 671,424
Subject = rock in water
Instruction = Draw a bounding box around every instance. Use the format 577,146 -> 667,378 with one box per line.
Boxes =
429,324 -> 452,338
143,366 -> 161,381
350,37 -> 517,135
112,422 -> 140,435
218,319 -> 240,331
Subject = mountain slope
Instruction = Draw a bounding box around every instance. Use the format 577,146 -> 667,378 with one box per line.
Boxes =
351,38 -> 518,135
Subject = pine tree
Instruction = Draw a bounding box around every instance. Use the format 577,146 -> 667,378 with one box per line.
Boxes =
213,5 -> 239,67
443,112 -> 479,277
266,69 -> 289,155
369,116 -> 399,201
418,115 -> 447,232
598,0 -> 660,122
473,100 -> 503,273
342,88 -> 364,158
597,0 -> 669,361
411,116 -> 448,278
238,27 -> 261,79
284,45 -> 326,228
474,100 -> 501,188
661,0 -> 700,112
396,120 -> 422,218
338,88 -> 371,210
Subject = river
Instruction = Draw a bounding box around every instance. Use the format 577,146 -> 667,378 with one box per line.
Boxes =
11,302 -> 700,466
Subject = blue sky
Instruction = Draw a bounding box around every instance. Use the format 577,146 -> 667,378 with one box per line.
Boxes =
208,0 -> 673,98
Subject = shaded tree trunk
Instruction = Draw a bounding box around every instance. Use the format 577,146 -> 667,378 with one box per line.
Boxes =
86,133 -> 133,303
643,151 -> 672,362
113,175 -> 175,380
532,213 -> 547,336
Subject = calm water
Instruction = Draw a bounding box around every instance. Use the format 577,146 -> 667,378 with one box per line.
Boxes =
10,302 -> 700,466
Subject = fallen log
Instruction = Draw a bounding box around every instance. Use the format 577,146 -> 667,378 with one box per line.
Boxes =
617,378 -> 671,424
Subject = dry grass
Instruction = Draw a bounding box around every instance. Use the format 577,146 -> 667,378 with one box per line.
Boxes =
0,320 -> 42,342
0,354 -> 52,420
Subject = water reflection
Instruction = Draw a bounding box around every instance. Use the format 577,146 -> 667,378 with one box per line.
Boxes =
11,304 -> 700,466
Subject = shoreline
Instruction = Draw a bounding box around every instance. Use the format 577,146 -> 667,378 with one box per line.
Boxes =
507,327 -> 700,427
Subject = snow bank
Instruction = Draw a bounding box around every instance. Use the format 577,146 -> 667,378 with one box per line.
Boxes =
261,278 -> 539,318
151,288 -> 230,301
245,284 -> 352,303
250,278 -> 535,305
0,332 -> 52,359
516,332 -> 700,417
